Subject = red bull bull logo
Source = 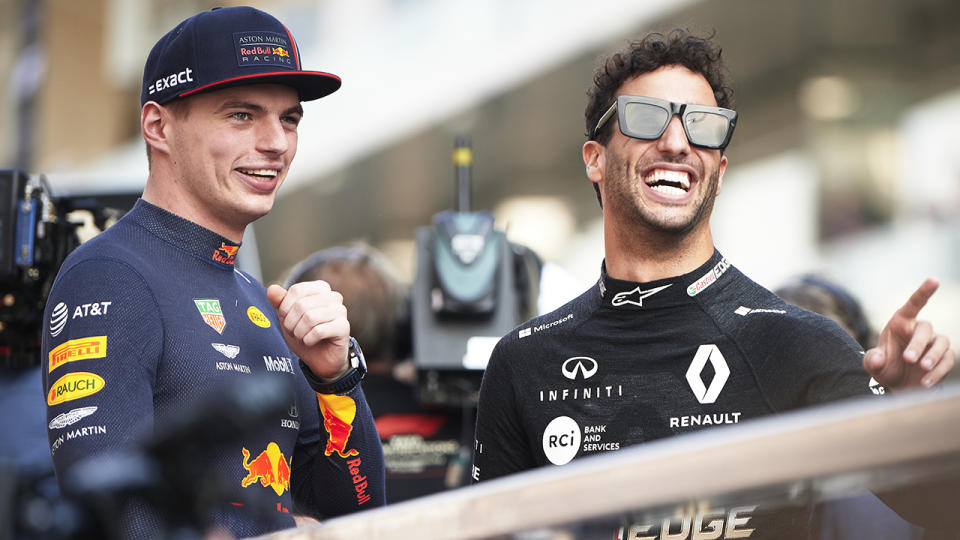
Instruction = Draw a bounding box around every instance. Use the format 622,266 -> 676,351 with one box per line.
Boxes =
240,442 -> 291,496
272,47 -> 290,57
317,394 -> 359,458
213,242 -> 239,264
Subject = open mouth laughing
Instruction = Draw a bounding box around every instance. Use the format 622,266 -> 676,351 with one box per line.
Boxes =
644,168 -> 692,197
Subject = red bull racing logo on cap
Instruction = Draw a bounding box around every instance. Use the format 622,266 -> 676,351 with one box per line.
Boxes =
317,394 -> 359,458
213,242 -> 239,264
240,442 -> 291,496
194,298 -> 226,334
234,31 -> 295,68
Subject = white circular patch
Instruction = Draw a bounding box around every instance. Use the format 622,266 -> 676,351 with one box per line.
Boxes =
542,415 -> 581,465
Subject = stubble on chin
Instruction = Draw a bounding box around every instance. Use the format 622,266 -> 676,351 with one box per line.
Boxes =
603,153 -> 718,236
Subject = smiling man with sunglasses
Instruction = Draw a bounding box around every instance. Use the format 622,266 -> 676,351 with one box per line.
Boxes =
473,30 -> 954,538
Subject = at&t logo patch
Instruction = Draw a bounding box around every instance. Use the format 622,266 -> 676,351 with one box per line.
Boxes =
49,302 -> 68,337
542,416 -> 581,465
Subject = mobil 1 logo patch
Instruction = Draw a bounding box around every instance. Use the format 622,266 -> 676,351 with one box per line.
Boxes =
542,415 -> 581,465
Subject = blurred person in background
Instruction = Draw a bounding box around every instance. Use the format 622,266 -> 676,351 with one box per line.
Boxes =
285,243 -> 471,503
776,275 -> 957,540
40,6 -> 383,538
473,29 -> 955,538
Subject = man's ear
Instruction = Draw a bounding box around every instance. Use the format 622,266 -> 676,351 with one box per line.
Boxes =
582,140 -> 605,185
141,101 -> 171,157
715,153 -> 728,196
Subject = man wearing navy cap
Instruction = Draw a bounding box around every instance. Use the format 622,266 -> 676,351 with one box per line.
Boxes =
41,6 -> 384,537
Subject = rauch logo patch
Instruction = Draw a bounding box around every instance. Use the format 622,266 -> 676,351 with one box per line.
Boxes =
48,372 -> 105,405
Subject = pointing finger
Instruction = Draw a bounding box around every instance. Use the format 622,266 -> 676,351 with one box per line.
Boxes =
896,278 -> 939,321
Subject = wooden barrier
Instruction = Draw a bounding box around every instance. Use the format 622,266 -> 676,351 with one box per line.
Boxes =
257,383 -> 960,540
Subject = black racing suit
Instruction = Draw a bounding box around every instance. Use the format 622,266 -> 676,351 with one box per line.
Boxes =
41,200 -> 385,537
474,250 -> 881,539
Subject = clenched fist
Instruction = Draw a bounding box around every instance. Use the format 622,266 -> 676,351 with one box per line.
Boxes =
267,281 -> 351,380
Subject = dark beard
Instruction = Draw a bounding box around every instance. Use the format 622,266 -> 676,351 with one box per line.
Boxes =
604,153 -> 719,237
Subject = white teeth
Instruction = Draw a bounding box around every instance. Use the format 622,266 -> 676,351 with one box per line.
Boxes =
644,169 -> 690,190
239,168 -> 278,178
650,184 -> 687,196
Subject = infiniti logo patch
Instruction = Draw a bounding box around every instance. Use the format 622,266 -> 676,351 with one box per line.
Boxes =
561,356 -> 598,380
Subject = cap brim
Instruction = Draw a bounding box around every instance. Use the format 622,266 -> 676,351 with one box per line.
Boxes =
176,70 -> 342,102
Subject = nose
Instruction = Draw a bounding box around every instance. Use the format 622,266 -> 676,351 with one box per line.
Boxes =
256,117 -> 291,156
656,115 -> 690,156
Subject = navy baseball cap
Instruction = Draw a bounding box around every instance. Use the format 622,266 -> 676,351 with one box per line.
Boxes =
140,6 -> 340,106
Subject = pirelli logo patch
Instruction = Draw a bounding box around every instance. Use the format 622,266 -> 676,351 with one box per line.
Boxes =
48,372 -> 105,406
49,336 -> 107,373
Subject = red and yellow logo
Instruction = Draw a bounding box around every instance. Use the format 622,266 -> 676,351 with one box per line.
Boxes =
48,372 -> 105,405
272,47 -> 289,57
212,242 -> 239,264
317,394 -> 359,458
247,306 -> 271,328
241,442 -> 291,496
49,336 -> 107,373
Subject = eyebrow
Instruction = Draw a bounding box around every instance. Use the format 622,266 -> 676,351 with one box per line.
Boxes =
217,101 -> 304,117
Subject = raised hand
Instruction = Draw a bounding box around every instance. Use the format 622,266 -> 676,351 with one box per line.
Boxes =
863,278 -> 954,390
267,281 -> 351,380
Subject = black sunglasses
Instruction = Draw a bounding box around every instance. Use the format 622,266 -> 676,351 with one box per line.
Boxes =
592,95 -> 738,150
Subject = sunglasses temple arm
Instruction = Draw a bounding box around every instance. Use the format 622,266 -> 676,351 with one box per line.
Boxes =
593,102 -> 618,140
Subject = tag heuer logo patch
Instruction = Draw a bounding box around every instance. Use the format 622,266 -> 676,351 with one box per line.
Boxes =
194,298 -> 226,334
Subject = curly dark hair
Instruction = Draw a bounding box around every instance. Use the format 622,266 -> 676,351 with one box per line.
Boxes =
584,30 -> 734,206
585,29 -> 734,144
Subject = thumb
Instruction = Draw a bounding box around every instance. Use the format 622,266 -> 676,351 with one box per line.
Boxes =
266,284 -> 287,310
863,348 -> 886,375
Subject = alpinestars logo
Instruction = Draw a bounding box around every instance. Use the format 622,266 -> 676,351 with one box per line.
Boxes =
686,344 -> 730,404
611,284 -> 672,307
561,357 -> 598,380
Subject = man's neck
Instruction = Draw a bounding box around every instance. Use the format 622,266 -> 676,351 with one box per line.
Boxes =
142,174 -> 244,243
603,216 -> 715,283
